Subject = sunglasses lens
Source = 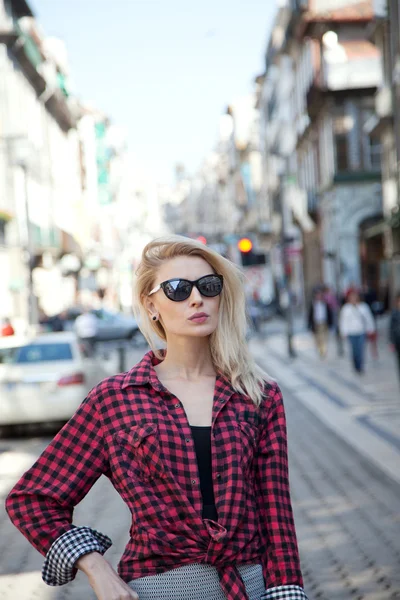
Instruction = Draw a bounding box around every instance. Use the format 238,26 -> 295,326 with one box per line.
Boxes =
198,275 -> 223,297
164,280 -> 192,301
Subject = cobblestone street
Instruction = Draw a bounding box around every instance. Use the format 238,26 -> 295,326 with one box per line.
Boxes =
0,339 -> 399,599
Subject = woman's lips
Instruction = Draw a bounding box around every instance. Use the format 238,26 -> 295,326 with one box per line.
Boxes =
188,313 -> 209,323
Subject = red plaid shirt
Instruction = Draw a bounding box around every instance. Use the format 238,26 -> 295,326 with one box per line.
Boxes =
6,350 -> 305,600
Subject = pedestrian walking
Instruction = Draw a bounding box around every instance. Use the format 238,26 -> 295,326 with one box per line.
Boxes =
1,317 -> 15,337
5,235 -> 308,600
361,284 -> 380,359
389,292 -> 400,384
74,307 -> 98,356
308,289 -> 333,359
339,290 -> 375,374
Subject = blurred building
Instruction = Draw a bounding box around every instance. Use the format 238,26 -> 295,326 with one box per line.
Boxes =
0,0 -> 81,326
258,0 -> 385,306
369,0 -> 400,302
0,0 -> 141,327
163,94 -> 266,267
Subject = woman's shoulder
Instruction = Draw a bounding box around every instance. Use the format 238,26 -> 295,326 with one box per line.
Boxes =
260,380 -> 283,409
85,371 -> 128,404
87,351 -> 154,401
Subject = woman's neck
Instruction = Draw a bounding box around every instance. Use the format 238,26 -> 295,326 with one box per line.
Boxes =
155,336 -> 216,381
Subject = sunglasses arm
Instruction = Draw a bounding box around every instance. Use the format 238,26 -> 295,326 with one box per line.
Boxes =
148,284 -> 161,296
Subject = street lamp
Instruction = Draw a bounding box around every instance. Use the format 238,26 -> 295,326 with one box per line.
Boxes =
270,148 -> 297,359
4,136 -> 37,326
279,174 -> 296,358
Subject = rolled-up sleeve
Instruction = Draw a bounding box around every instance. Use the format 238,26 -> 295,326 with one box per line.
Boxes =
42,526 -> 112,585
261,584 -> 308,599
255,384 -> 308,598
5,388 -> 111,585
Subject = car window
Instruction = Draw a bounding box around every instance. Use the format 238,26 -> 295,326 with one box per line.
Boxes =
0,343 -> 73,364
0,347 -> 19,364
93,309 -> 115,321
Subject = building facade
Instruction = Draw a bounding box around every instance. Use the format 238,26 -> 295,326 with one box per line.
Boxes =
0,0 -> 82,326
370,0 -> 400,303
258,0 -> 386,307
0,0 -> 136,325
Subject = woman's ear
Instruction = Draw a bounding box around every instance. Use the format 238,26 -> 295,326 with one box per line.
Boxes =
144,297 -> 156,316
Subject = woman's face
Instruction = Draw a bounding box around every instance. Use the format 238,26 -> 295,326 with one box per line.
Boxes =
146,255 -> 221,339
348,291 -> 359,305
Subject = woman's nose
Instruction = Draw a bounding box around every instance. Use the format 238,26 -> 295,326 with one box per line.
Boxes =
189,286 -> 203,305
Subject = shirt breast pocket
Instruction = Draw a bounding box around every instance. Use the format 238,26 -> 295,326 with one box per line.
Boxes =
114,423 -> 166,482
237,421 -> 259,478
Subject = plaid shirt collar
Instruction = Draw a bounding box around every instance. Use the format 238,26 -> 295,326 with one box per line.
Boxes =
121,349 -> 237,400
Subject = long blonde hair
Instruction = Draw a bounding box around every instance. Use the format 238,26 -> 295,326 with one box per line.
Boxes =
134,235 -> 268,406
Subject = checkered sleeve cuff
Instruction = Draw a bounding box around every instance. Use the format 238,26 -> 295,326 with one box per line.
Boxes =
42,526 -> 112,586
261,585 -> 309,599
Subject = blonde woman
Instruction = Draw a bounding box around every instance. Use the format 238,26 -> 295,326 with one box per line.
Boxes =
6,236 -> 308,600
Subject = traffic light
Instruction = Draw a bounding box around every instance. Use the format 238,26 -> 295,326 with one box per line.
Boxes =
237,237 -> 266,267
238,237 -> 253,253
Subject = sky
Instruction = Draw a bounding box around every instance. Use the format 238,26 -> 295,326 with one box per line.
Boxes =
30,0 -> 277,184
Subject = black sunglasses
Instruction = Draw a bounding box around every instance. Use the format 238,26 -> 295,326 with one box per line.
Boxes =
148,274 -> 223,302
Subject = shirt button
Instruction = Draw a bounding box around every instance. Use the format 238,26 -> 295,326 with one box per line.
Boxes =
174,403 -> 180,408
191,479 -> 197,485
185,438 -> 191,443
216,473 -> 221,480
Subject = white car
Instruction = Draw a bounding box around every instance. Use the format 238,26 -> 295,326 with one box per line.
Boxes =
0,332 -> 108,427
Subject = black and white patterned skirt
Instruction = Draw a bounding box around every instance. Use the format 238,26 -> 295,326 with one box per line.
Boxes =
128,562 -> 265,600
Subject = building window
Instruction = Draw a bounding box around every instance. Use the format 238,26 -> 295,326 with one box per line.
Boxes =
333,100 -> 381,173
333,111 -> 351,172
361,107 -> 381,171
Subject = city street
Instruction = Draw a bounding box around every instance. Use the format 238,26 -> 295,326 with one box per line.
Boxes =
1,333 -> 399,600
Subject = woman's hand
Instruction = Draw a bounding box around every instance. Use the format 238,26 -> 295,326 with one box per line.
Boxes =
76,552 -> 139,600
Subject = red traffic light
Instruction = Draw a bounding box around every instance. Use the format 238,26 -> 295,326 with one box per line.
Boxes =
238,238 -> 253,253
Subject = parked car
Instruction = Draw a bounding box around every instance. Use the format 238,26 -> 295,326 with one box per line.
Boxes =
89,308 -> 141,342
0,332 -> 108,428
63,307 -> 142,342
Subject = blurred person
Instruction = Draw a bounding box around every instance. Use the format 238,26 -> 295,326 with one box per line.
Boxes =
361,284 -> 379,360
389,292 -> 400,384
1,317 -> 15,337
344,281 -> 359,300
308,289 -> 333,359
339,290 -> 375,374
6,235 -> 308,600
74,307 -> 98,356
322,285 -> 339,313
247,296 -> 261,334
323,285 -> 344,356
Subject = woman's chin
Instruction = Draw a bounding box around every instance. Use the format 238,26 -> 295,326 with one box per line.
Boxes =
180,325 -> 217,338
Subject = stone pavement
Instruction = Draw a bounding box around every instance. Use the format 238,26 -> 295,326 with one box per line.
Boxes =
0,341 -> 400,599
250,315 -> 400,485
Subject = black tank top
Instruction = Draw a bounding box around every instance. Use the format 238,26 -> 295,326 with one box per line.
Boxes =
190,426 -> 218,521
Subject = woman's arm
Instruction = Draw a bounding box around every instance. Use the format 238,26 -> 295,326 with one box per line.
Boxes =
361,303 -> 376,333
5,387 -> 112,585
76,552 -> 139,600
255,384 -> 309,600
